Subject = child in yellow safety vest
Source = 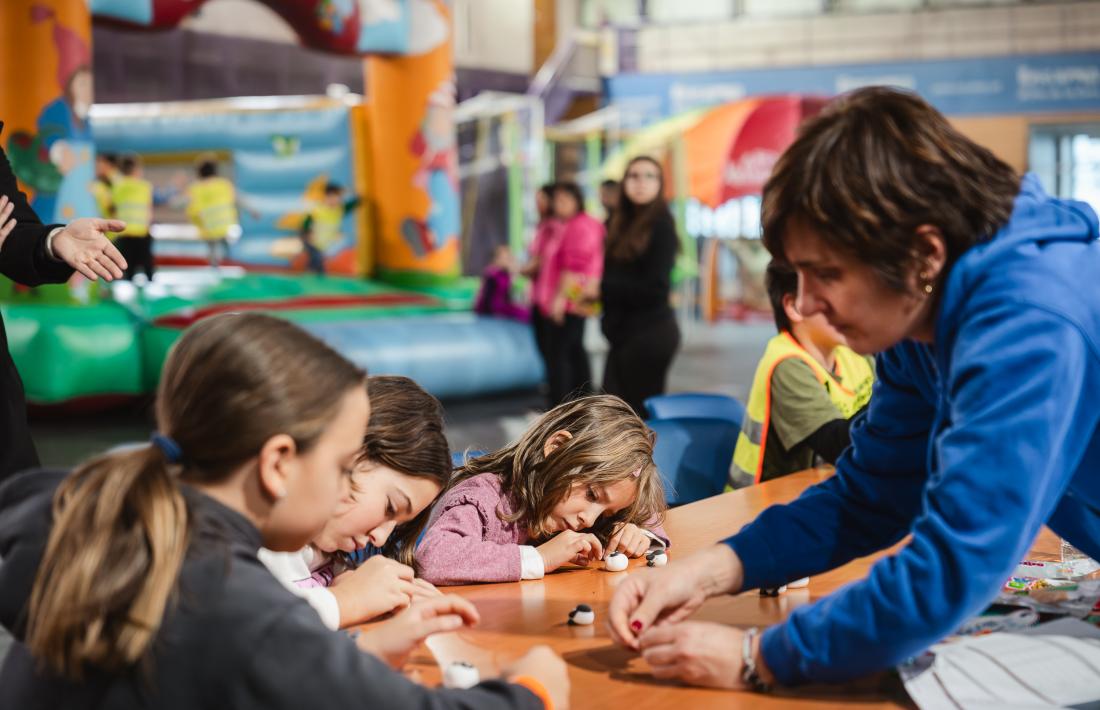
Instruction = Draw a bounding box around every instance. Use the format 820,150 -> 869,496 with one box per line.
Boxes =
186,159 -> 244,270
109,153 -> 155,282
300,182 -> 361,276
730,260 -> 876,487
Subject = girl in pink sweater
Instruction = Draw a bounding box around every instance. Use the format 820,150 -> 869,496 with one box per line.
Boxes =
416,395 -> 669,586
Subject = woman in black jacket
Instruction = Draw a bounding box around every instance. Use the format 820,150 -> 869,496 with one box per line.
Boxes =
600,156 -> 681,417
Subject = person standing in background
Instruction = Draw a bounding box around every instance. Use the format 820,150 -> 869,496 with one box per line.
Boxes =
600,157 -> 680,417
0,121 -> 127,481
539,182 -> 604,408
110,153 -> 155,282
599,179 -> 620,229
300,182 -> 361,276
186,158 -> 242,270
522,184 -> 562,403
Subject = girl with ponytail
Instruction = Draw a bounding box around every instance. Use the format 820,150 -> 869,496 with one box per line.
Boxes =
0,313 -> 567,710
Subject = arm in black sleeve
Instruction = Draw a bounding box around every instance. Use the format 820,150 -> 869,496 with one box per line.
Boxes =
0,130 -> 72,286
242,601 -> 545,710
803,417 -> 853,464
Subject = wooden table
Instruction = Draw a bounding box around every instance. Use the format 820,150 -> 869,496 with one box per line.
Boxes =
403,469 -> 1060,709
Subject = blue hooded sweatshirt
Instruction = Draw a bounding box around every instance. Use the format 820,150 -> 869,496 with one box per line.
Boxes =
725,174 -> 1100,685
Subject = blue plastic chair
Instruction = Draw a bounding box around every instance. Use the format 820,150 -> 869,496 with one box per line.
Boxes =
648,416 -> 740,506
451,450 -> 487,467
644,393 -> 745,428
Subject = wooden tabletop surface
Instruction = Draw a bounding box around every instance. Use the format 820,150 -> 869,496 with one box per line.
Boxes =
396,469 -> 1059,709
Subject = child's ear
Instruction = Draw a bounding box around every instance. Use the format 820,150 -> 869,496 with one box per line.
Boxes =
782,293 -> 803,325
257,433 -> 298,503
543,430 -> 574,459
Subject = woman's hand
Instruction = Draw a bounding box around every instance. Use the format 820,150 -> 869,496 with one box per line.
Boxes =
355,595 -> 479,669
607,544 -> 743,650
50,217 -> 128,281
605,522 -> 652,558
638,621 -> 751,689
504,645 -> 571,710
330,556 -> 419,626
537,530 -> 604,572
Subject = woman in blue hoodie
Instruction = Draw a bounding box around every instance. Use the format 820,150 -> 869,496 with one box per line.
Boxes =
607,87 -> 1100,690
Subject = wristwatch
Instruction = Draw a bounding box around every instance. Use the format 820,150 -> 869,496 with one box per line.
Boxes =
740,627 -> 773,692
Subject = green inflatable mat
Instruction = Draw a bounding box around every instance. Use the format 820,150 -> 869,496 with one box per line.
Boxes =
2,271 -> 478,406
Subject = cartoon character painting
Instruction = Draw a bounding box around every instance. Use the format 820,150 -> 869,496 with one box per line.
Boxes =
7,5 -> 96,223
400,79 -> 459,258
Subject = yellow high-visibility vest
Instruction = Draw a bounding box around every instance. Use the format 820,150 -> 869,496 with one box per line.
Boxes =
187,177 -> 239,240
110,176 -> 153,237
91,179 -> 112,217
91,178 -> 119,240
732,332 -> 874,485
306,203 -> 344,250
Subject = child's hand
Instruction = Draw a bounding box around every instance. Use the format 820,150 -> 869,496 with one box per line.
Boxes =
355,595 -> 480,669
606,523 -> 652,558
537,530 -> 604,572
410,577 -> 442,602
330,556 -> 418,626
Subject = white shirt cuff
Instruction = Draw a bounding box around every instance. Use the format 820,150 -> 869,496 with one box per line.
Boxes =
45,227 -> 64,260
519,545 -> 545,580
642,529 -> 667,549
302,588 -> 341,630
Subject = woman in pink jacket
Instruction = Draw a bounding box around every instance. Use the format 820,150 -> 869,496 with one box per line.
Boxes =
526,182 -> 605,408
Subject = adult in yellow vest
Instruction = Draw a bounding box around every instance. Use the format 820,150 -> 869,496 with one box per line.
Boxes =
109,154 -> 155,282
186,159 -> 241,269
90,152 -> 117,229
731,260 -> 875,486
300,182 -> 360,276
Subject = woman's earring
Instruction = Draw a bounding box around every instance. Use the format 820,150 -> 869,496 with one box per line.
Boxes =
919,271 -> 934,295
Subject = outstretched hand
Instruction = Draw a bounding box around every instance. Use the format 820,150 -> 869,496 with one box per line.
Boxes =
51,217 -> 128,281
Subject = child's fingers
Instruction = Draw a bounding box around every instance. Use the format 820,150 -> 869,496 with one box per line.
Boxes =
412,578 -> 442,597
374,556 -> 416,580
585,534 -> 604,561
420,594 -> 481,626
606,528 -> 624,558
415,613 -> 467,638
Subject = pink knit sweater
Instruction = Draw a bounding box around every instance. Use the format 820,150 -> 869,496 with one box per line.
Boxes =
416,472 -> 669,586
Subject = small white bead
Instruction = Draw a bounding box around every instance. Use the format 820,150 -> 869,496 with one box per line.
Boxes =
443,662 -> 480,689
647,552 -> 668,567
571,609 -> 595,625
604,552 -> 628,571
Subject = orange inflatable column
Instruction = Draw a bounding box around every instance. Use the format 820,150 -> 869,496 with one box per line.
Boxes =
0,0 -> 97,224
364,0 -> 459,284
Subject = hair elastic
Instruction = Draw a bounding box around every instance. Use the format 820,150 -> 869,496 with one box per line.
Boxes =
151,433 -> 184,465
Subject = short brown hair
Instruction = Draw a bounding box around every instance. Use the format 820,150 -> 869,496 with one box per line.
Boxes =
449,394 -> 665,542
354,375 -> 450,567
762,87 -> 1020,292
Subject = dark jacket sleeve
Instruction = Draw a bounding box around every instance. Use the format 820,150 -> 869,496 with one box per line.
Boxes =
238,600 -> 545,710
0,470 -> 68,640
0,127 -> 73,286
